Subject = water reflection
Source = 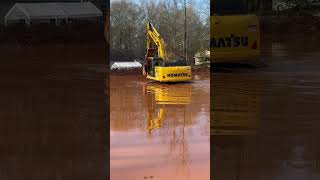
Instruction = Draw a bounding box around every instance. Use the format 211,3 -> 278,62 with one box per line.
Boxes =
111,76 -> 210,180
211,72 -> 262,179
211,35 -> 320,180
144,84 -> 192,171
144,84 -> 192,133
0,43 -> 106,179
211,74 -> 260,136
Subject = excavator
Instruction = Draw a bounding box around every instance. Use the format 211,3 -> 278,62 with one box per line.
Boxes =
143,22 -> 192,82
211,0 -> 261,63
144,84 -> 192,132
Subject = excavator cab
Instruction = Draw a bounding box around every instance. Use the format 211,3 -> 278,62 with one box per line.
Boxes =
143,22 -> 192,82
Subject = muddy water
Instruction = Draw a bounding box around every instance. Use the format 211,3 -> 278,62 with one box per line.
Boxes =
0,43 -> 107,180
211,35 -> 320,180
110,74 -> 210,180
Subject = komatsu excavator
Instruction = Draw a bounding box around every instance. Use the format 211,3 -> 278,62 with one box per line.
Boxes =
211,0 -> 261,63
143,22 -> 192,82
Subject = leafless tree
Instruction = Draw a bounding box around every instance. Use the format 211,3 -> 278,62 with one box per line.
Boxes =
110,0 -> 209,62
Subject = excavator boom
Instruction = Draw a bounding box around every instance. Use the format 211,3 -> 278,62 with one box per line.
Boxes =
147,22 -> 167,60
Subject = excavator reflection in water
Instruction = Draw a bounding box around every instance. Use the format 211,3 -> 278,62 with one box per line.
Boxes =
143,83 -> 193,171
144,84 -> 192,132
211,76 -> 260,135
211,75 -> 261,179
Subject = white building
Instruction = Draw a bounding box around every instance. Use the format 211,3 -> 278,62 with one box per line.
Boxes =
194,50 -> 210,66
4,2 -> 103,26
111,61 -> 142,70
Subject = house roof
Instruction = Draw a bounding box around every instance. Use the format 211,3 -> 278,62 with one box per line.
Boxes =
111,62 -> 142,70
5,2 -> 102,22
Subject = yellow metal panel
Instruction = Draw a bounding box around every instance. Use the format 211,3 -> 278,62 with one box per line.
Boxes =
146,66 -> 192,82
211,15 -> 260,62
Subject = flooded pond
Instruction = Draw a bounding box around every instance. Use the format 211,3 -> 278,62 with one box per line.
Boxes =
211,35 -> 320,180
110,73 -> 210,180
0,43 -> 107,179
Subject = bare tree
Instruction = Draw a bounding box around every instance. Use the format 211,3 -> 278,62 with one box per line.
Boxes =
111,0 -> 209,63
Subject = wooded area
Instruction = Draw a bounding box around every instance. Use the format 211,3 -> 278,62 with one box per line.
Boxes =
110,0 -> 209,63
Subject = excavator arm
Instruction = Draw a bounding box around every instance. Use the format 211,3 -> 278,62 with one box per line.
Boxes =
147,22 -> 167,60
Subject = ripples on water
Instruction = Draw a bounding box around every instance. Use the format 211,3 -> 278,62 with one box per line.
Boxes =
111,75 -> 210,180
211,36 -> 320,180
0,43 -> 106,179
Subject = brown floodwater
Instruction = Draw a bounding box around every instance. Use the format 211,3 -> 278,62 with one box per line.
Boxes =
110,73 -> 210,180
0,42 -> 107,180
211,34 -> 320,180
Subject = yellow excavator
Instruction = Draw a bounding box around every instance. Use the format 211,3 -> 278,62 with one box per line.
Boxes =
144,84 -> 192,132
143,22 -> 192,82
211,0 -> 261,63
